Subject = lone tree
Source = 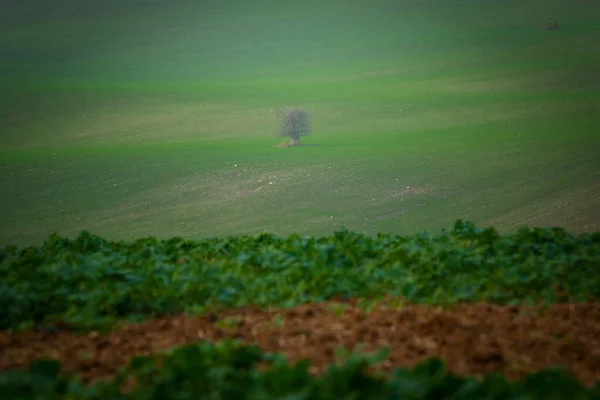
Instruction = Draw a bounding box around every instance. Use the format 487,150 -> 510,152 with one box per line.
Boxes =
276,107 -> 311,146
542,16 -> 560,30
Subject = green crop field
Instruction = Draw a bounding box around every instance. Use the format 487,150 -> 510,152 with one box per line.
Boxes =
1,0 -> 600,397
1,0 -> 599,248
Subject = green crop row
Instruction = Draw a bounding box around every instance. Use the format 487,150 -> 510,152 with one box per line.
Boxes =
1,339 -> 598,399
1,220 -> 599,331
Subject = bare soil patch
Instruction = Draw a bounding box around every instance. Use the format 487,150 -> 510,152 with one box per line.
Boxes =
1,299 -> 599,386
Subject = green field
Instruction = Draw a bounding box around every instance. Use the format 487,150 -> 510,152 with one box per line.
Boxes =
1,0 -> 599,247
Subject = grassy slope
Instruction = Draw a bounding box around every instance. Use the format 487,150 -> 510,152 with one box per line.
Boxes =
0,0 -> 599,247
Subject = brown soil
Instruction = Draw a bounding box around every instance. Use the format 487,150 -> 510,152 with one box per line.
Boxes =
1,299 -> 600,387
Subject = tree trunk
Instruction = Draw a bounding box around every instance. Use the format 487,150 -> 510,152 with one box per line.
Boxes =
290,136 -> 300,146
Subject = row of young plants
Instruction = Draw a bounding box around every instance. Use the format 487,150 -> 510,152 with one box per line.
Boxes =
2,339 -> 599,399
1,220 -> 599,331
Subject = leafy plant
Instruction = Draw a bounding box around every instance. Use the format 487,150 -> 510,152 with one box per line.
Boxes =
216,315 -> 244,331
1,341 -> 597,399
1,220 -> 598,331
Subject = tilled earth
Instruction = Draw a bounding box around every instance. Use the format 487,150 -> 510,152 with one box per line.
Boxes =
1,299 -> 600,387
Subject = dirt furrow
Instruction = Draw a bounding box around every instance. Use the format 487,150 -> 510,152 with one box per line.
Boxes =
1,299 -> 599,386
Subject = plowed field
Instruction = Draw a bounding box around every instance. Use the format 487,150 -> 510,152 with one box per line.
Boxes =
3,300 -> 599,386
